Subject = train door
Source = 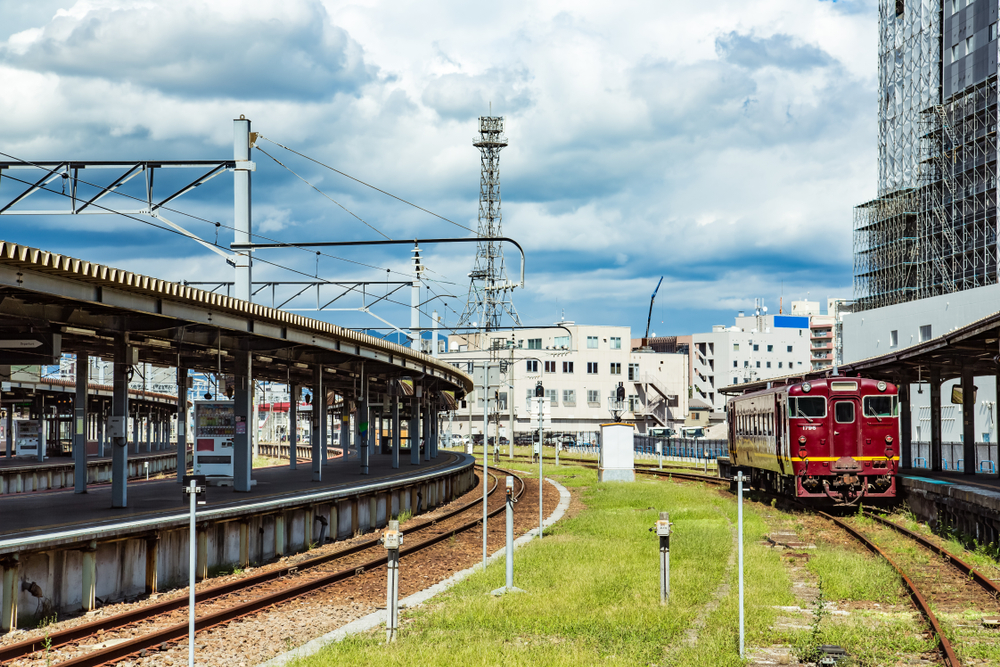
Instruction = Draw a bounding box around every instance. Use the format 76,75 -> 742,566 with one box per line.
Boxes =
831,397 -> 861,460
775,394 -> 786,474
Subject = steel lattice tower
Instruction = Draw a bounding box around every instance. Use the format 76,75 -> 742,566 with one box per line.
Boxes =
458,116 -> 521,331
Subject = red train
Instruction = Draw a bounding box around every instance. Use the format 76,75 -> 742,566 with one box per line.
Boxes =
718,377 -> 899,505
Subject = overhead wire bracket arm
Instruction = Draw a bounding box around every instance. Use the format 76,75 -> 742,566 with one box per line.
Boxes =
231,237 -> 526,288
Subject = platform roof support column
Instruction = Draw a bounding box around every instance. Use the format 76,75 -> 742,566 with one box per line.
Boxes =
391,393 -> 400,469
321,383 -> 329,466
145,411 -> 153,453
360,367 -> 369,476
289,384 -> 298,470
233,348 -> 252,492
962,368 -> 976,475
898,380 -> 912,469
5,408 -> 11,459
311,366 -> 322,482
112,335 -> 131,508
431,402 -> 439,459
131,414 -> 139,455
410,394 -> 420,466
421,400 -> 433,461
930,367 -> 942,472
177,365 -> 188,483
98,403 -> 106,458
74,350 -> 89,494
996,372 -> 1000,478
339,408 -> 348,459
35,394 -> 44,462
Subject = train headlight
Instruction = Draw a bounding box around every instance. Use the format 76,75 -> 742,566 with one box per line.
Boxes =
877,381 -> 887,392
801,382 -> 811,393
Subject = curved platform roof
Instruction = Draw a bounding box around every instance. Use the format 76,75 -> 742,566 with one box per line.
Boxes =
0,241 -> 472,398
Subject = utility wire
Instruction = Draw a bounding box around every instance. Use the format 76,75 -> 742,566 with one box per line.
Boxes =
255,145 -> 391,240
259,135 -> 479,235
0,151 -> 413,279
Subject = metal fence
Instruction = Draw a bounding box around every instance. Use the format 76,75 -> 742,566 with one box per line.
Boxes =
633,436 -> 727,460
909,442 -> 998,474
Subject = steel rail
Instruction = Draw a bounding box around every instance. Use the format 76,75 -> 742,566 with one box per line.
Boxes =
49,470 -> 526,667
818,511 -> 961,667
0,471 -> 506,664
864,510 -> 1000,597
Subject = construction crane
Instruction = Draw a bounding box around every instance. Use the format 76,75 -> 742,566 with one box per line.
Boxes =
645,276 -> 664,340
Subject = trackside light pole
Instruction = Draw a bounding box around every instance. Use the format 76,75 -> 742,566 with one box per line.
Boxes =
482,361 -> 490,569
737,470 -> 745,659
535,381 -> 545,539
183,475 -> 206,667
650,512 -> 671,604
380,520 -> 403,642
491,476 -> 525,596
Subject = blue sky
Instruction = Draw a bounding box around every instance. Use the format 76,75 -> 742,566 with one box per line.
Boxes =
0,0 -> 878,340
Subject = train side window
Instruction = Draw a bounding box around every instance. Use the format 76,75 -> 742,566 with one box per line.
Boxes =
789,396 -> 826,418
834,401 -> 855,423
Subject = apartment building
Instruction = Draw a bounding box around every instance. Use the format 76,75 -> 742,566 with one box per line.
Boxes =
442,323 -> 687,438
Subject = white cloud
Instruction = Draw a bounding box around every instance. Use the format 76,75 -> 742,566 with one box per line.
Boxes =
0,0 -> 879,336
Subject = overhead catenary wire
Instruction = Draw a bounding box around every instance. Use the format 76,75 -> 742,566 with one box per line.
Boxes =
258,135 -> 479,236
255,145 -> 391,241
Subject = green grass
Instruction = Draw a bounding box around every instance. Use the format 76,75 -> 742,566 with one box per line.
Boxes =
288,470 -> 793,666
805,545 -> 902,603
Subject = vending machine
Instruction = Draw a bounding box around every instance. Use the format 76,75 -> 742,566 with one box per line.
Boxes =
14,418 -> 42,458
193,399 -> 235,479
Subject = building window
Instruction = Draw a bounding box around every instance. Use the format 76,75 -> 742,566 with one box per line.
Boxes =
733,360 -> 738,368
756,361 -> 761,368
562,361 -> 574,373
787,345 -> 793,352
517,339 -> 523,348
545,389 -> 558,406
753,344 -> 759,351
563,389 -> 576,406
628,363 -> 639,381
991,22 -> 998,41
628,394 -> 640,411
733,343 -> 740,351
526,360 -> 538,373
528,338 -> 542,350
967,35 -> 975,53
778,362 -> 783,369
587,362 -> 598,374
525,389 -> 534,407
733,377 -> 738,384
919,324 -> 932,342
610,363 -> 621,375
554,335 -> 570,349
889,330 -> 898,348
544,361 -> 556,373
766,361 -> 772,368
587,336 -> 599,349
767,344 -> 773,352
609,337 -> 621,349
587,389 -> 600,406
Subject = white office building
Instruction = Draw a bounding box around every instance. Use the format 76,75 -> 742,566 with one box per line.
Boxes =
441,323 -> 688,439
691,311 -> 812,413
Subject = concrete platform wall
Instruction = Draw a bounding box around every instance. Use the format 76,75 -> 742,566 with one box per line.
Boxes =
901,477 -> 1000,546
1,464 -> 476,630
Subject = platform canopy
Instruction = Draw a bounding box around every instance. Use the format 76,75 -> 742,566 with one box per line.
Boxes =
0,241 -> 472,397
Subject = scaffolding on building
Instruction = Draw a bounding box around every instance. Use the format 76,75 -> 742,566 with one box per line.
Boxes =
918,80 -> 999,300
853,190 -> 919,311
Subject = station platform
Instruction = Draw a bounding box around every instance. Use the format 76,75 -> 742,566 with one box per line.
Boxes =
0,452 -> 462,547
897,468 -> 1000,543
0,451 -> 476,630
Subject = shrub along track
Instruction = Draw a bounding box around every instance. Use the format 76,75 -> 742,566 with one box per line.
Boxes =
2,468 -> 526,667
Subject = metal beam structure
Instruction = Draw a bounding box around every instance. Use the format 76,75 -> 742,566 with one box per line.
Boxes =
458,116 -> 521,331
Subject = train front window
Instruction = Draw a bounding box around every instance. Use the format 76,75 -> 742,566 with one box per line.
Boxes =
834,401 -> 855,423
863,396 -> 898,418
789,396 -> 825,419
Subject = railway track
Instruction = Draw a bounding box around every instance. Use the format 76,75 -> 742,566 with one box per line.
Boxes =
2,468 -> 526,667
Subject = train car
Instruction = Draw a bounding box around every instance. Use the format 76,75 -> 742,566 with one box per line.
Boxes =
720,377 -> 899,505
